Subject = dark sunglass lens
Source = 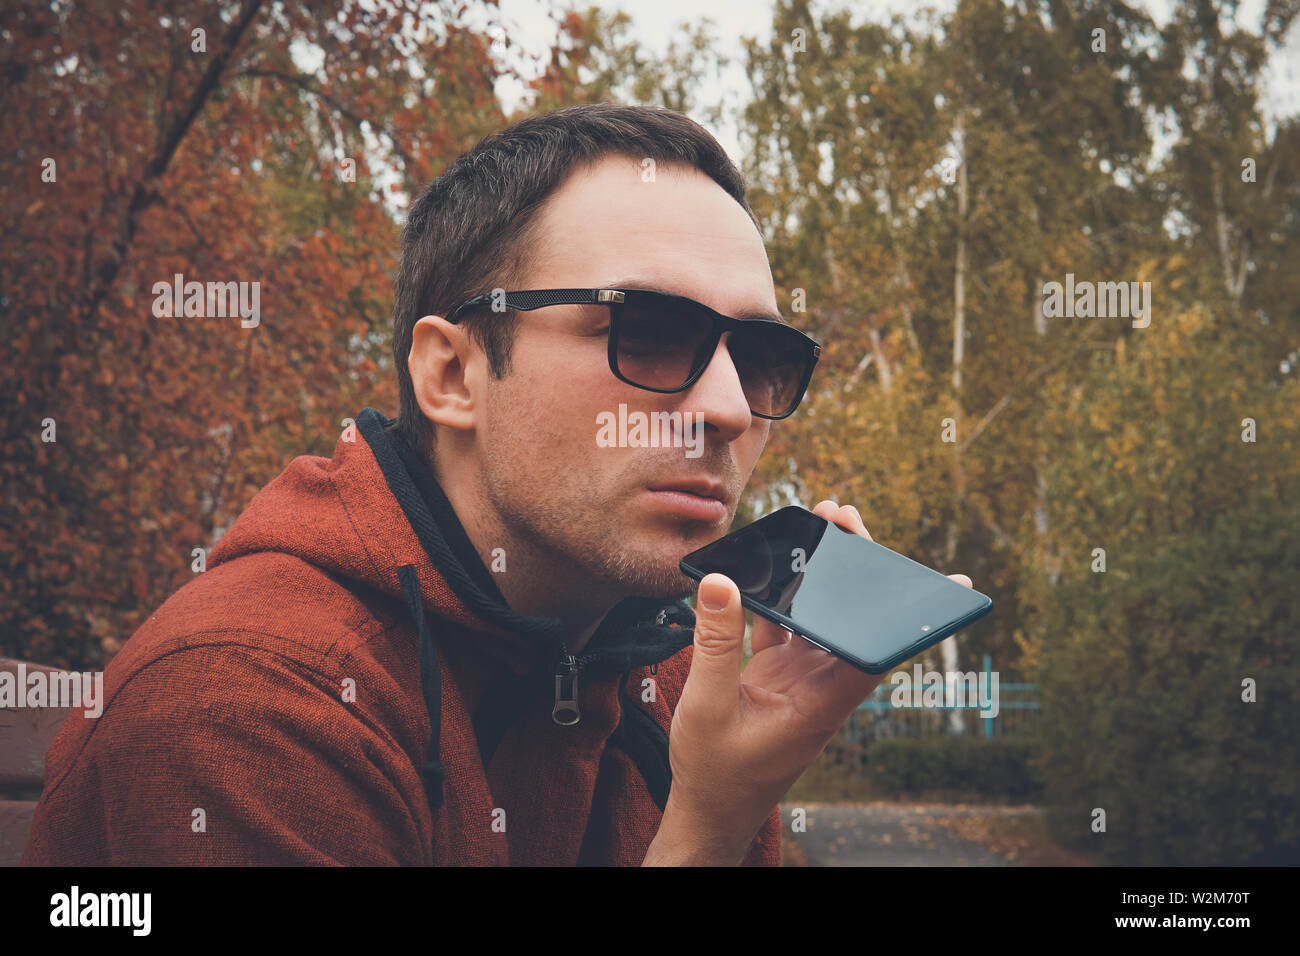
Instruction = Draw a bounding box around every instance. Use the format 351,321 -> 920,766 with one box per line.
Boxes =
729,323 -> 810,417
614,296 -> 713,389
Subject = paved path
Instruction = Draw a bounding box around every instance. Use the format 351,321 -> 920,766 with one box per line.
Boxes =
779,802 -> 1034,866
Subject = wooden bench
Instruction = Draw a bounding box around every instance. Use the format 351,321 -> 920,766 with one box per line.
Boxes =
0,658 -> 79,866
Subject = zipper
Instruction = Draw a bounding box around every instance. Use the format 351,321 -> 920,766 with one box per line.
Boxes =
552,642 -> 601,726
550,603 -> 687,726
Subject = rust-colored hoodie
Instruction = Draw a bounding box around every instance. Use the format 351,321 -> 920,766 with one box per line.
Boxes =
21,408 -> 781,866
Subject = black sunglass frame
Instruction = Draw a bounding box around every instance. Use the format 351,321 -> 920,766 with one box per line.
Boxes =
443,288 -> 821,420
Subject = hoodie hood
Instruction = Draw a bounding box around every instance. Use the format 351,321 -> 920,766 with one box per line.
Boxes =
208,406 -> 696,813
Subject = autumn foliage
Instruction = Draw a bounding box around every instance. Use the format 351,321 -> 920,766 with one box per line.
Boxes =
0,0 -> 533,665
3,0 -> 1298,864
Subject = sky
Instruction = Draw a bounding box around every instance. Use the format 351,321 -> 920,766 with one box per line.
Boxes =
491,0 -> 1300,164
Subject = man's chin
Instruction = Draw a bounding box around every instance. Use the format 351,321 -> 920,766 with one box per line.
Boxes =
629,564 -> 697,601
598,549 -> 699,602
584,512 -> 728,600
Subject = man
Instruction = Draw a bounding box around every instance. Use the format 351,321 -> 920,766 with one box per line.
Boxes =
22,103 -> 972,866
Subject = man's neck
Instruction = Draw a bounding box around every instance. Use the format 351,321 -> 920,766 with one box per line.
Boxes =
432,457 -> 618,656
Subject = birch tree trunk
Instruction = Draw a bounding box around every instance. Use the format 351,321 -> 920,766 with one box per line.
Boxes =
1030,203 -> 1060,588
944,111 -> 968,734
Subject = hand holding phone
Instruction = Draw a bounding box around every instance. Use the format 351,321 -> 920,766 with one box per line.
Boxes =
679,503 -> 991,674
644,500 -> 984,866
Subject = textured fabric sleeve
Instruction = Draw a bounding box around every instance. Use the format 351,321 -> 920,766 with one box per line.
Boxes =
21,642 -> 429,866
743,802 -> 784,866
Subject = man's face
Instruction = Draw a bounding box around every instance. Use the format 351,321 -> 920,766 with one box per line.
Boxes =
459,155 -> 778,601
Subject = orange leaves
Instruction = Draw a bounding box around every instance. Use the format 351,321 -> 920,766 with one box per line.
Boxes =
0,0 -> 518,668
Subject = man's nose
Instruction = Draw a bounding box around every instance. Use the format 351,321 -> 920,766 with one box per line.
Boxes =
678,333 -> 754,441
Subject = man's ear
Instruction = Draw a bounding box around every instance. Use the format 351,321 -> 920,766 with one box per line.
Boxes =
409,315 -> 478,433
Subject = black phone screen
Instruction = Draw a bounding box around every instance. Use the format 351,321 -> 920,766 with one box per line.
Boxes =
679,505 -> 992,674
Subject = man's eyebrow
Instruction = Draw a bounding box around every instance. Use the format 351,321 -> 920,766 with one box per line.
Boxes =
602,279 -> 789,324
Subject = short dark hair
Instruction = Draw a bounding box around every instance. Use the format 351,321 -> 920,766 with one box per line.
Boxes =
391,103 -> 758,457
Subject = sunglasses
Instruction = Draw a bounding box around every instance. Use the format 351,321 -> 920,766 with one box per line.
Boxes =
444,288 -> 821,420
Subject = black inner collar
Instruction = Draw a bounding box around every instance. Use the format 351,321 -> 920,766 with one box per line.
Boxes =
359,407 -> 695,669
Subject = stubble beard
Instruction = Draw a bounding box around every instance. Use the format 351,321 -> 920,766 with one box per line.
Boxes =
482,464 -> 714,603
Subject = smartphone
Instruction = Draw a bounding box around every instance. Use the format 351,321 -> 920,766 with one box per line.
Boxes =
679,505 -> 992,674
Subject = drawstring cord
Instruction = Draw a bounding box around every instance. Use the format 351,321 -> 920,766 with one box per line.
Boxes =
399,564 -> 446,812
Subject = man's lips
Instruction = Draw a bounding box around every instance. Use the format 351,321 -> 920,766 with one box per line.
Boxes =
646,479 -> 728,503
644,481 -> 729,521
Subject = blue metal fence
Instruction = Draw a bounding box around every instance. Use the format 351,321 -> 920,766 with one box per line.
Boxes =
838,654 -> 1039,752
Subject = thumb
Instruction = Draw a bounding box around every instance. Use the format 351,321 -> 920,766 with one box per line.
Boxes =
684,573 -> 745,713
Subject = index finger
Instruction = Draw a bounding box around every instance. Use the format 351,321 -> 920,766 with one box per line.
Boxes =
812,500 -> 873,540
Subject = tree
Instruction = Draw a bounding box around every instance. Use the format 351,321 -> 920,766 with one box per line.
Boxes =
740,0 -> 1158,699
0,0 -> 516,667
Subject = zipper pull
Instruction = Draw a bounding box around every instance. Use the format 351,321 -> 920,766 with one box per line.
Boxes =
553,647 -> 581,726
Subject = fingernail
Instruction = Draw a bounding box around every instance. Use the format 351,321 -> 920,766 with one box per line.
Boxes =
701,577 -> 729,611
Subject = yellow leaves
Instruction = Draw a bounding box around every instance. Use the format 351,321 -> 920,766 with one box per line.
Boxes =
1087,405 -> 1110,432
1012,626 -> 1044,674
